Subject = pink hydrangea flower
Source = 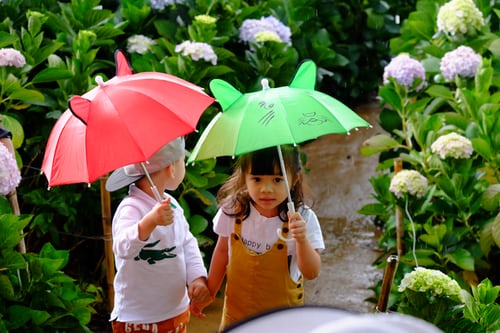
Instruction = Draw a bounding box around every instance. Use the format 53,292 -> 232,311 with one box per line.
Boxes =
0,143 -> 21,195
0,48 -> 26,68
383,54 -> 426,91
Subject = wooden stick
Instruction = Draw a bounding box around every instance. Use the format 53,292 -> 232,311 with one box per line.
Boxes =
394,158 -> 404,258
376,255 -> 399,312
100,177 -> 115,312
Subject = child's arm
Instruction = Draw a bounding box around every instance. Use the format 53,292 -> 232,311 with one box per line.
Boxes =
207,236 -> 229,298
137,198 -> 174,241
289,212 -> 321,280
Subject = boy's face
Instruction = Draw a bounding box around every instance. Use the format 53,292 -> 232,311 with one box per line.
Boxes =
244,171 -> 292,218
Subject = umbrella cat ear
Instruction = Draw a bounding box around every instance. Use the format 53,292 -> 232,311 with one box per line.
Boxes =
289,60 -> 316,90
115,50 -> 133,76
69,96 -> 91,125
209,79 -> 243,111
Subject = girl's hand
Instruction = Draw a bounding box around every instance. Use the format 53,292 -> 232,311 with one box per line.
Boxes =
288,212 -> 307,243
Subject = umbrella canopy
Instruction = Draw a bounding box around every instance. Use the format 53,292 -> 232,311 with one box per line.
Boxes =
42,50 -> 215,188
188,60 -> 371,163
187,60 -> 371,241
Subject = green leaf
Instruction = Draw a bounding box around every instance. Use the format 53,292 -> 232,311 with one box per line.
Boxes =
188,215 -> 208,235
0,32 -> 19,48
425,85 -> 454,100
31,68 -> 74,83
7,305 -> 33,329
360,134 -> 401,156
491,213 -> 500,248
481,184 -> 500,211
8,88 -> 45,105
0,274 -> 15,300
444,248 -> 475,271
378,86 -> 402,110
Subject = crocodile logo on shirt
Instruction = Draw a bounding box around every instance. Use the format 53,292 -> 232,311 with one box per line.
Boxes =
134,239 -> 176,264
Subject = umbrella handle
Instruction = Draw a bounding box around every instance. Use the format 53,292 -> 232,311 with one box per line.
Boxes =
140,163 -> 176,208
277,201 -> 296,242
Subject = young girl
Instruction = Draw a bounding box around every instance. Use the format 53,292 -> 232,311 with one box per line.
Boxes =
207,145 -> 325,330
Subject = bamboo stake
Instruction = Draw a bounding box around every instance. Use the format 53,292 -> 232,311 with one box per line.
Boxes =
394,158 -> 404,258
100,177 -> 115,312
376,255 -> 399,312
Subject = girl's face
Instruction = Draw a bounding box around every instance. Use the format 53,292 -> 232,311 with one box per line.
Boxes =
245,171 -> 292,218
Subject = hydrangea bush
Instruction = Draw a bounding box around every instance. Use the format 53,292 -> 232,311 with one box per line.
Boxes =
360,0 -> 500,330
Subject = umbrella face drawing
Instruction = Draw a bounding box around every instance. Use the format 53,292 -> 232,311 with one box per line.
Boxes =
188,60 -> 371,163
42,50 -> 215,188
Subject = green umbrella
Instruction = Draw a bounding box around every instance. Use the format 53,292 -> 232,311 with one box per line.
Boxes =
189,60 -> 371,222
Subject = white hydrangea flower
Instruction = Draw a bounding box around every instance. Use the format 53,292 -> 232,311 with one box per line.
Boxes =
399,267 -> 464,302
389,170 -> 428,199
440,46 -> 482,81
255,31 -> 282,43
431,132 -> 473,159
127,35 -> 156,55
239,16 -> 291,46
0,143 -> 21,195
437,0 -> 484,40
0,48 -> 26,68
175,41 -> 217,65
383,54 -> 426,91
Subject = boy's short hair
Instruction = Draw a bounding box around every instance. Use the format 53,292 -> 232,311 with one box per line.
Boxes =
105,137 -> 185,192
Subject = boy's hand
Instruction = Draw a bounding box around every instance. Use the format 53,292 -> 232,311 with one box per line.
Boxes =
150,198 -> 174,226
288,212 -> 307,243
188,277 -> 213,318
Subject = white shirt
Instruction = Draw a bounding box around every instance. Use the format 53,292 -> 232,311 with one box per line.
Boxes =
111,184 -> 207,323
213,203 -> 325,281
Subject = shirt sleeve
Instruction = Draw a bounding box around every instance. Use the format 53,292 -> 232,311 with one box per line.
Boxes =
213,208 -> 233,237
300,206 -> 325,252
112,201 -> 148,259
182,213 -> 208,283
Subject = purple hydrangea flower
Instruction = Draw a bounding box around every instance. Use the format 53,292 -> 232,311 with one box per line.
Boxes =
383,54 -> 426,91
0,143 -> 21,195
0,48 -> 26,68
239,16 -> 292,46
149,0 -> 182,10
440,46 -> 482,81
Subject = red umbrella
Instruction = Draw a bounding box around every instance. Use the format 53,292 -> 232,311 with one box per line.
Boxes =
41,50 -> 214,188
40,50 -> 214,312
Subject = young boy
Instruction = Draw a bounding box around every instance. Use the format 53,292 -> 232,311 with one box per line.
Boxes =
106,137 -> 211,333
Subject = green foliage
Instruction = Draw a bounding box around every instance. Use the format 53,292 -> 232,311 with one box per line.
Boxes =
359,0 -> 500,330
0,214 -> 99,332
0,0 -> 419,325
